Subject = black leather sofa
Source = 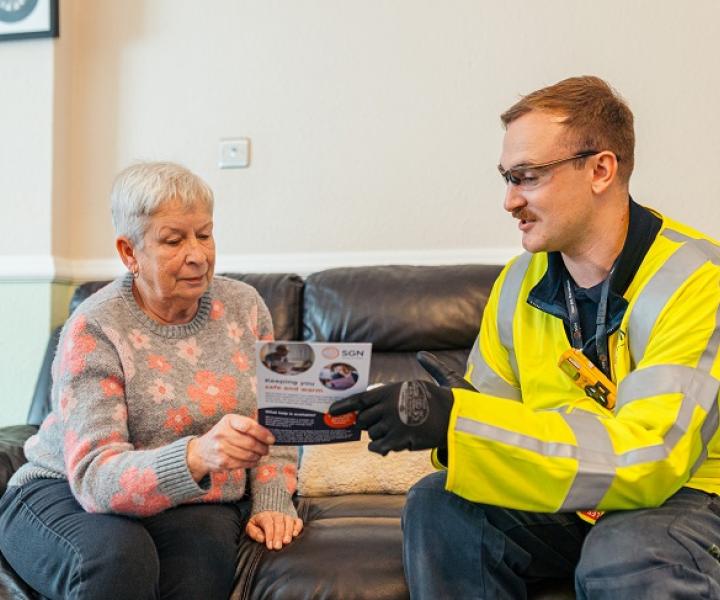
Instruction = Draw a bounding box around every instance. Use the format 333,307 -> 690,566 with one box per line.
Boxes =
0,264 -> 575,599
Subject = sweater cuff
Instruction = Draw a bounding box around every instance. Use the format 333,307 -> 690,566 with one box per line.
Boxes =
251,485 -> 297,518
154,437 -> 208,503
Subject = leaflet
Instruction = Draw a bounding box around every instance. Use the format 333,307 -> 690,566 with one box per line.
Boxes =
255,341 -> 372,445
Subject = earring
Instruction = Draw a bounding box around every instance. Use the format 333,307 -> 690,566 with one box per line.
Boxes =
131,266 -> 139,279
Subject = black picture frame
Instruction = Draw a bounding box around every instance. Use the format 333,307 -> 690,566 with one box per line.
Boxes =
0,0 -> 59,42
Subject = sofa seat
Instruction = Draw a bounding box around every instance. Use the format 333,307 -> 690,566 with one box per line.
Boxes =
235,495 -> 407,599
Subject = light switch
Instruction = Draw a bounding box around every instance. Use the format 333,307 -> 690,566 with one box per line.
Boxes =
219,138 -> 250,169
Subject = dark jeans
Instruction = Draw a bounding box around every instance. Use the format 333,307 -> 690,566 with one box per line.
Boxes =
403,471 -> 720,599
0,478 -> 250,600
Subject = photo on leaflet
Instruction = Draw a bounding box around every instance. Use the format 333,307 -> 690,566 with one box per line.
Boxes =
259,342 -> 315,375
318,362 -> 359,391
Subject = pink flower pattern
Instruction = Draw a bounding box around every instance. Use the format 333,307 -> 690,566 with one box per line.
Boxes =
165,406 -> 193,434
210,300 -> 225,320
64,430 -> 91,475
40,413 -> 58,432
232,351 -> 250,372
176,337 -> 202,365
203,471 -> 229,502
110,467 -> 172,516
256,464 -> 278,483
147,354 -> 172,373
58,316 -> 97,376
226,321 -> 242,343
101,376 -> 124,398
187,371 -> 237,416
283,464 -> 297,494
148,378 -> 175,403
98,431 -> 124,448
128,328 -> 150,350
248,304 -> 259,338
60,388 -> 77,421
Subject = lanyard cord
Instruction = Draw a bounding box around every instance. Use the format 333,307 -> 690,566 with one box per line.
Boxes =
563,265 -> 616,377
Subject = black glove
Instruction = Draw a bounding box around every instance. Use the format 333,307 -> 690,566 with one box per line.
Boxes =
328,380 -> 453,456
416,351 -> 477,391
414,351 -> 477,466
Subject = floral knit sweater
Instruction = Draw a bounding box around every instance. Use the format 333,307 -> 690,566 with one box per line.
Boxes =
10,274 -> 298,519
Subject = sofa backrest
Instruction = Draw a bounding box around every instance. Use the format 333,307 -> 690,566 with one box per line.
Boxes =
26,265 -> 502,426
302,264 -> 503,385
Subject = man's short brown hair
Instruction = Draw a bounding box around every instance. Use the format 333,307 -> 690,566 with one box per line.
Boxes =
501,76 -> 635,183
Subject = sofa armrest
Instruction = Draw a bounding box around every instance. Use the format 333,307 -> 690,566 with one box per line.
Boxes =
0,425 -> 37,497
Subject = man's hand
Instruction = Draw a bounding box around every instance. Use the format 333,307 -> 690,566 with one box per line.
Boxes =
246,511 -> 304,550
416,351 -> 477,391
328,380 -> 453,455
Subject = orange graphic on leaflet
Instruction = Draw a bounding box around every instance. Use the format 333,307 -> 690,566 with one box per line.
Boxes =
323,412 -> 356,429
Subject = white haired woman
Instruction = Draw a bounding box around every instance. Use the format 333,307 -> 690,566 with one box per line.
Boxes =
0,162 -> 302,599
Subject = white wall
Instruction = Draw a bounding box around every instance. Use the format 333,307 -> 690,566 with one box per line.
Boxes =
0,39 -> 53,257
2,0 -> 720,424
60,0 -> 720,270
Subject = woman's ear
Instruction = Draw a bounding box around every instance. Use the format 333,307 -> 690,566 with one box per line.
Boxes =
116,237 -> 137,273
590,151 -> 619,194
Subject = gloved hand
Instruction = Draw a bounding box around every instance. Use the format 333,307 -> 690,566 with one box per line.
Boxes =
416,351 -> 477,391
328,380 -> 453,456
415,351 -> 477,466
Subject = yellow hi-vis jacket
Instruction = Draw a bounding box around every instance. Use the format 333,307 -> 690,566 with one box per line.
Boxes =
443,212 -> 720,512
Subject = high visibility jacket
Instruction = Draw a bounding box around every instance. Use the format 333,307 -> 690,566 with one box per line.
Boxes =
444,208 -> 720,512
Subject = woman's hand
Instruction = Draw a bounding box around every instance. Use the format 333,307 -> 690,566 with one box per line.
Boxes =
186,414 -> 275,481
246,511 -> 304,550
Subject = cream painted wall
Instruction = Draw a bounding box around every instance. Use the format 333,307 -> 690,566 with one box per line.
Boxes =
61,0 -> 720,266
0,39 -> 53,256
3,0 -> 720,425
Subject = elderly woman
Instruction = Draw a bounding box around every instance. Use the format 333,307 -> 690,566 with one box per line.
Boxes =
0,162 -> 302,599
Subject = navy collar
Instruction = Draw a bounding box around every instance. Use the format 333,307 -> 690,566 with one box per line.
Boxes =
527,198 -> 662,338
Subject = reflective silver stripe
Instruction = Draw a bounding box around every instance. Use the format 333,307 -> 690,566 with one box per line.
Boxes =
497,252 -> 532,383
700,293 -> 720,372
629,230 -> 720,366
618,367 -> 719,416
455,416 -> 581,459
692,400 -> 720,474
466,335 -> 521,400
616,365 -> 719,468
455,365 -> 720,508
559,412 -> 615,510
663,229 -> 720,260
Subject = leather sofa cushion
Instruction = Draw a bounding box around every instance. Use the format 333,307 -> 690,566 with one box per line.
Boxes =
233,495 -> 409,600
302,264 -> 502,351
0,425 -> 37,496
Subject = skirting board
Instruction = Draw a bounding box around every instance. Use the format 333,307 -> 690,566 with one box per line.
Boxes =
0,248 -> 521,283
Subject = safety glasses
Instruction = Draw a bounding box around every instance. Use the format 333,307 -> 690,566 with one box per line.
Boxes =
498,150 -> 600,189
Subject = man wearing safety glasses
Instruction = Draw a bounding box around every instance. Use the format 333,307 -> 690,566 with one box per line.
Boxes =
331,76 -> 720,598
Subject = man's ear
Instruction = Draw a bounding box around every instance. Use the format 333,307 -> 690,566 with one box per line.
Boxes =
116,237 -> 137,272
590,151 -> 619,194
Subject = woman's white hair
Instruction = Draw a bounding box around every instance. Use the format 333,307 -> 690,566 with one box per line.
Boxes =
110,162 -> 214,247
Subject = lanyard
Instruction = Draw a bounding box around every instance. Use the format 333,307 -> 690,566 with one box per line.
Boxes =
563,266 -> 615,377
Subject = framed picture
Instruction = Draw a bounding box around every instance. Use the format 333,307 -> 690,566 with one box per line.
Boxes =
0,0 -> 59,42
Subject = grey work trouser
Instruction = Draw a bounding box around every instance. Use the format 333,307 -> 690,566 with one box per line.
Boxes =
403,471 -> 720,599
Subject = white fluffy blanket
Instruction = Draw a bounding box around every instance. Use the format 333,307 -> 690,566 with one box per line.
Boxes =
297,432 -> 437,496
